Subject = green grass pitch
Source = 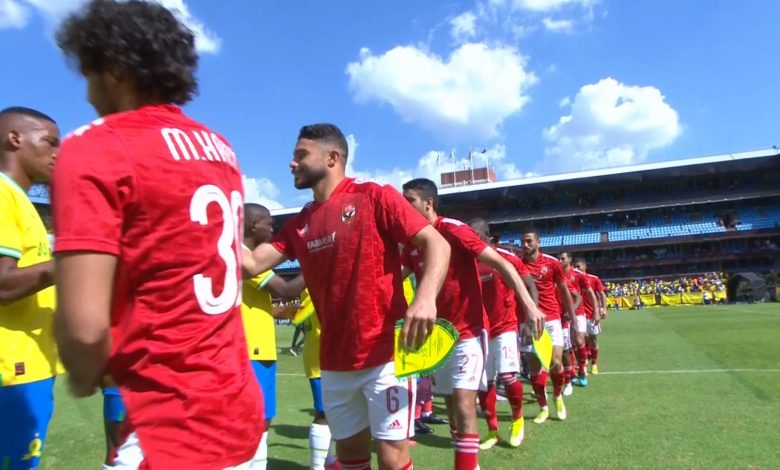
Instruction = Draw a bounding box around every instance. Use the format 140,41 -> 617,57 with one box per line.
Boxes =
40,304 -> 780,469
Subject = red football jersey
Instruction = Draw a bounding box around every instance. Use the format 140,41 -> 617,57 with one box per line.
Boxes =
522,252 -> 565,322
582,273 -> 605,319
402,216 -> 487,339
559,268 -> 580,327
271,178 -> 428,371
52,105 -> 263,469
480,247 -> 528,338
573,268 -> 592,316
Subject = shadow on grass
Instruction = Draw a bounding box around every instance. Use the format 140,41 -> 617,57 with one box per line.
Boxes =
413,432 -> 454,450
268,457 -> 308,469
273,424 -> 310,440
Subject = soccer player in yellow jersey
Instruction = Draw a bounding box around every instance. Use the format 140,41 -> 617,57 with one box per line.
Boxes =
294,289 -> 338,470
0,107 -> 62,470
243,203 -> 304,470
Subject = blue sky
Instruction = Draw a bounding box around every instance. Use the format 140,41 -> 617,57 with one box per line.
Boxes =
2,0 -> 778,208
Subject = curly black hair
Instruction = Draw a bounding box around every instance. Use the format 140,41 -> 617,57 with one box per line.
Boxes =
56,0 -> 199,105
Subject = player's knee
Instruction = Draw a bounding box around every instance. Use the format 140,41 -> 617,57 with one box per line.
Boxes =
376,440 -> 410,470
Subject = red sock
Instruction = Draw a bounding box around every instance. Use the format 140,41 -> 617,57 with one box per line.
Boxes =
340,459 -> 371,470
423,399 -> 433,415
575,346 -> 587,377
401,460 -> 414,470
531,371 -> 548,407
454,433 -> 479,470
477,382 -> 498,431
568,350 -> 576,378
563,363 -> 571,385
500,374 -> 524,420
414,403 -> 422,420
591,347 -> 599,365
551,367 -> 564,398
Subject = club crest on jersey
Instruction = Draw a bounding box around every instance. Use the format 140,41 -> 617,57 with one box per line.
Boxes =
296,223 -> 310,237
341,202 -> 356,223
541,266 -> 549,276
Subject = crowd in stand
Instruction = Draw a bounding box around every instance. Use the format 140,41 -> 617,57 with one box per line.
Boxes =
604,272 -> 727,297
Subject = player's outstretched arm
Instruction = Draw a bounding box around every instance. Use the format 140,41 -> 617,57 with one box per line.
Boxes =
556,281 -> 576,324
523,273 -> 539,304
0,257 -> 54,304
404,225 -> 450,350
584,287 -> 598,319
266,274 -> 305,301
477,246 -> 545,339
54,252 -> 115,398
243,243 -> 288,279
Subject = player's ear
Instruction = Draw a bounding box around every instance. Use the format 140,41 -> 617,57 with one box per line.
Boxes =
6,130 -> 22,150
327,149 -> 341,168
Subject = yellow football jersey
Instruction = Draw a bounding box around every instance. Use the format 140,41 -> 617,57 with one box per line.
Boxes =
0,173 -> 63,386
298,290 -> 321,379
241,269 -> 276,361
403,274 -> 416,306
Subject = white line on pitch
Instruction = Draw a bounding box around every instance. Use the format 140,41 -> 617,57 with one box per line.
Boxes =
278,368 -> 780,378
598,368 -> 780,376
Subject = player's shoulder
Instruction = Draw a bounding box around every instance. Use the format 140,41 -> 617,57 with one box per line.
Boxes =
62,117 -> 116,148
496,246 -> 518,258
541,253 -> 562,266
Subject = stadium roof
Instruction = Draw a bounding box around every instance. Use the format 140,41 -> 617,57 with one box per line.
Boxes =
271,147 -> 779,216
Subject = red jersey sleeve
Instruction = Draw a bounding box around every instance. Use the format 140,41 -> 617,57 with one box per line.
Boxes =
551,259 -> 564,284
270,213 -> 300,260
441,219 -> 488,258
594,277 -> 605,292
52,127 -> 134,255
375,184 -> 428,243
508,254 -> 529,277
577,272 -> 591,291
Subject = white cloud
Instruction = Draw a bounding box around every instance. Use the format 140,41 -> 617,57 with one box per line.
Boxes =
558,96 -> 571,107
0,0 -> 30,28
511,0 -> 595,12
542,17 -> 574,33
450,11 -> 477,42
242,175 -> 284,210
0,0 -> 220,54
346,43 -> 537,142
542,77 -> 681,172
154,0 -> 221,54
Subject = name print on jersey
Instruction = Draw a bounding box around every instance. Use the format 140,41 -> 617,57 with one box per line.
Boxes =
161,127 -> 238,167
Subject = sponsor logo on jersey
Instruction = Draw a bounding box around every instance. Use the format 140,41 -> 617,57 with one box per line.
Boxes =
306,232 -> 336,253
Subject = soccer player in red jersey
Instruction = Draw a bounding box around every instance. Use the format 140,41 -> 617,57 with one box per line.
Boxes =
52,2 -> 264,468
243,124 -> 451,470
561,253 -> 597,386
518,231 -> 576,424
469,219 -> 538,450
574,259 -> 607,375
557,252 -> 597,393
401,179 -> 544,470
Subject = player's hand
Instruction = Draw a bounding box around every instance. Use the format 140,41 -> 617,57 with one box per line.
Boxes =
525,304 -> 545,340
403,297 -> 437,350
101,375 -> 116,388
600,307 -> 608,319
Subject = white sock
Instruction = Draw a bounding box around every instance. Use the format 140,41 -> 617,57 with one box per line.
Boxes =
310,423 -> 334,469
255,431 -> 268,470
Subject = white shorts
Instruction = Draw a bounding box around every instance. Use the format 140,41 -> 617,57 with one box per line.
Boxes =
107,432 -> 264,469
545,319 -> 565,348
575,315 -> 587,334
432,336 -> 487,395
486,331 -> 520,380
562,325 -> 572,351
587,319 -> 602,336
321,362 -> 415,441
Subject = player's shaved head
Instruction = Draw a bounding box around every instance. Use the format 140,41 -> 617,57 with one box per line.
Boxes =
469,217 -> 491,243
0,107 -> 57,147
521,228 -> 539,240
245,203 -> 271,224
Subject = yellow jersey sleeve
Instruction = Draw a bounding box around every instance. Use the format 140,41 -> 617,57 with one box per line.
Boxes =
241,270 -> 276,361
0,174 -> 63,386
303,311 -> 321,379
0,180 -> 23,259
